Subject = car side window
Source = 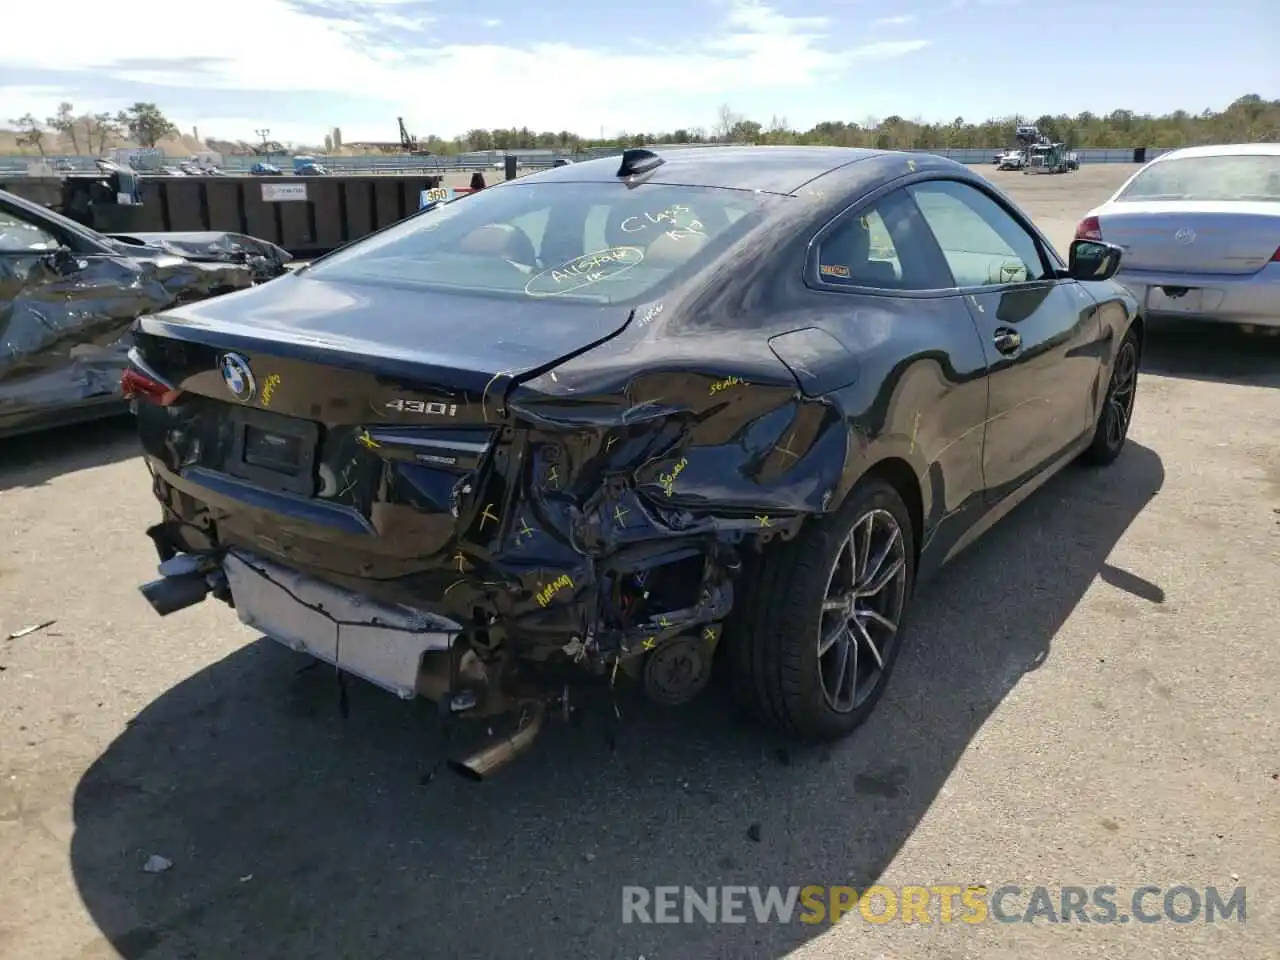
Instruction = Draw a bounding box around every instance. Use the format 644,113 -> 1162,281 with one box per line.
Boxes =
909,180 -> 1048,287
815,188 -> 952,291
0,208 -> 59,254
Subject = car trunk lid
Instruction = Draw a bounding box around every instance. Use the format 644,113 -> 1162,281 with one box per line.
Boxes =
135,272 -> 632,393
1098,201 -> 1280,275
130,274 -> 633,574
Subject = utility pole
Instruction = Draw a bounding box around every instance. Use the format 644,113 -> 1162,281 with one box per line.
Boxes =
255,128 -> 271,156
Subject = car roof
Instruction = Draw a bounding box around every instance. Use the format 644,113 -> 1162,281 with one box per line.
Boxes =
1150,143 -> 1280,162
524,145 -> 890,195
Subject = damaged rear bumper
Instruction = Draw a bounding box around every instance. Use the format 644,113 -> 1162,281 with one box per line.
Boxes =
139,543 -> 462,701
139,544 -> 555,779
222,549 -> 461,700
139,500 -> 744,714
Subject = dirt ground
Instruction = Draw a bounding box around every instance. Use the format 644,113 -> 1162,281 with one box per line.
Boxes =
1,163 -> 1277,960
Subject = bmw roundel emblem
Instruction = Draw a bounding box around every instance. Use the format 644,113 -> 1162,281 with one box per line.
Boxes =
220,352 -> 256,402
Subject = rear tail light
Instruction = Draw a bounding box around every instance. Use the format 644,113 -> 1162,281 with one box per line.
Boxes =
1075,216 -> 1102,241
121,368 -> 182,406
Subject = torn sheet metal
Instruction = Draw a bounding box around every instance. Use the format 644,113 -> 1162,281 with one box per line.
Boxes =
0,249 -> 255,440
104,232 -> 293,283
1,186 -> 286,440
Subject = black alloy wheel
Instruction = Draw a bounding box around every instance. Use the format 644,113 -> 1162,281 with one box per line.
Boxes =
727,477 -> 917,740
1081,326 -> 1140,466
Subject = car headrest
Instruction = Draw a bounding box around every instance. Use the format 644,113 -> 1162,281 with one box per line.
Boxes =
818,218 -> 873,281
988,258 -> 1028,284
858,261 -> 898,285
848,219 -> 872,262
458,224 -> 536,265
642,230 -> 706,268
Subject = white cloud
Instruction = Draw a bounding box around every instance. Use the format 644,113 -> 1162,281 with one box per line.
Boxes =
482,17 -> 503,27
4,85 -> 79,116
873,14 -> 919,26
722,0 -> 830,34
851,40 -> 931,57
372,11 -> 436,31
0,0 -> 931,140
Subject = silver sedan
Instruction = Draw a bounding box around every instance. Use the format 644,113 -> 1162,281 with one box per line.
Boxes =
1076,143 -> 1280,330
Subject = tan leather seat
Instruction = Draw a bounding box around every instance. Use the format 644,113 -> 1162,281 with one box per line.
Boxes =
641,230 -> 707,268
457,224 -> 536,266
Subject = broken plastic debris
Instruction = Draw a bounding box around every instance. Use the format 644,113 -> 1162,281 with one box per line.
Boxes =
5,620 -> 56,640
449,691 -> 478,712
142,854 -> 173,873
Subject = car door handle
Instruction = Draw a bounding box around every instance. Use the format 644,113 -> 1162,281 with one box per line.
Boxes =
992,327 -> 1022,355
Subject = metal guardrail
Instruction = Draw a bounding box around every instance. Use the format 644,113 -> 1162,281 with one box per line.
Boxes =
0,153 -> 579,176
0,146 -> 1169,176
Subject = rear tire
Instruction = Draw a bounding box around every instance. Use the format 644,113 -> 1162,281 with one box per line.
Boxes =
1080,326 -> 1140,466
727,478 -> 916,740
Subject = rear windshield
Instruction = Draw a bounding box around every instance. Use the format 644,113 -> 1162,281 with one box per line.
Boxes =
301,180 -> 775,304
1116,154 -> 1280,202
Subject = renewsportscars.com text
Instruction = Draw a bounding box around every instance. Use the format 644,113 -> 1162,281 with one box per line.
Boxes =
621,884 -> 1246,925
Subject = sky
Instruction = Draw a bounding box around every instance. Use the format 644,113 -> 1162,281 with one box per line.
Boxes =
1,0 -> 1276,145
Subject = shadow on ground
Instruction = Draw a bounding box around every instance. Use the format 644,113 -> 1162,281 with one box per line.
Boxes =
71,444 -> 1164,960
0,415 -> 138,492
1141,318 -> 1280,388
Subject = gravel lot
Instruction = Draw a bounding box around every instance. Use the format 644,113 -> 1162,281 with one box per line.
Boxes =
1,163 -> 1277,960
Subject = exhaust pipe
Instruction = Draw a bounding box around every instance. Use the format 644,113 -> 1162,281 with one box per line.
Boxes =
139,572 -> 212,616
447,702 -> 546,782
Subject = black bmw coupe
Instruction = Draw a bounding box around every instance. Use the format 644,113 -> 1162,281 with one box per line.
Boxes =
124,146 -> 1140,777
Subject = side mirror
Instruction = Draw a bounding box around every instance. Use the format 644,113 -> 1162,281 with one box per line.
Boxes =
1067,239 -> 1123,282
44,246 -> 82,275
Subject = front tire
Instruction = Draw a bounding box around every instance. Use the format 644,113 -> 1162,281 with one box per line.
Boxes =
1080,326 -> 1140,466
727,478 -> 916,740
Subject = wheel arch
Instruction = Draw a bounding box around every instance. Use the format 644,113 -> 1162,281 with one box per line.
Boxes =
1127,311 -> 1146,358
856,457 -> 925,565
824,455 -> 926,568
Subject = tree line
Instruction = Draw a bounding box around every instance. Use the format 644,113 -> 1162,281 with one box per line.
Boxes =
7,102 -> 177,155
5,95 -> 1276,157
449,96 -> 1278,154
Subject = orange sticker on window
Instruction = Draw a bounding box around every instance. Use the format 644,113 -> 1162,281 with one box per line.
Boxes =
820,264 -> 851,279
